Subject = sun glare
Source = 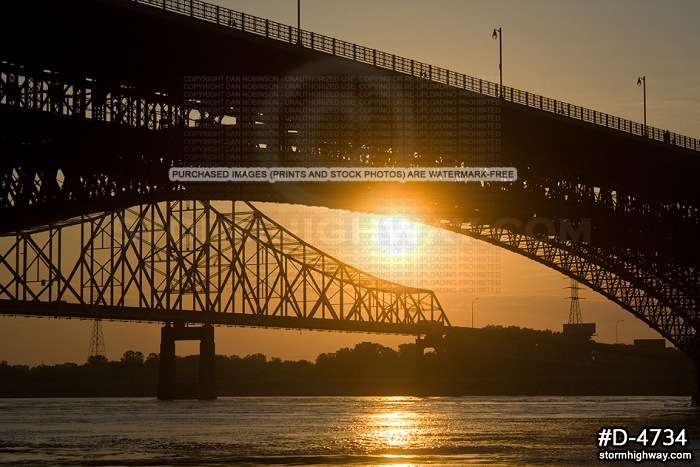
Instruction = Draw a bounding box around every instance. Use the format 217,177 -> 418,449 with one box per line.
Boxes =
372,217 -> 422,256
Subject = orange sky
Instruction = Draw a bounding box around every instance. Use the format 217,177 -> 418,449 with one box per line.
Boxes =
1,0 -> 699,365
0,202 -> 670,365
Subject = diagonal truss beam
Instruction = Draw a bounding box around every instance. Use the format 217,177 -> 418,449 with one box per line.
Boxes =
0,200 -> 449,334
437,218 -> 699,360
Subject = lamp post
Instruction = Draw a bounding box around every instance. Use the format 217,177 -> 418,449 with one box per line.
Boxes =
492,28 -> 502,98
471,297 -> 480,328
297,0 -> 301,45
637,76 -> 646,136
615,319 -> 625,344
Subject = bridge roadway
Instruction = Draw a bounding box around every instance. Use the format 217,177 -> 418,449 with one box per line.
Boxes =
1,0 -> 699,400
0,300 -> 448,336
2,0 -> 699,232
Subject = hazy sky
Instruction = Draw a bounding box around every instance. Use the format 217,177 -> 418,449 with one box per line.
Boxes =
1,0 -> 698,365
226,0 -> 700,136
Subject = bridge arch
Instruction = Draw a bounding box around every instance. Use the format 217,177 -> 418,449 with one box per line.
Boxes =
1,0 -> 698,404
433,217 -> 698,359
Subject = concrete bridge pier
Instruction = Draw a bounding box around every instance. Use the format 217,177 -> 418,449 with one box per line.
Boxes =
157,323 -> 216,400
415,333 -> 447,376
416,334 -> 445,362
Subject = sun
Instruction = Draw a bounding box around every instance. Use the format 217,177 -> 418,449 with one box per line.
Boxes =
372,217 -> 422,256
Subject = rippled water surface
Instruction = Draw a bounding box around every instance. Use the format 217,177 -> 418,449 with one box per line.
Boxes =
0,396 -> 698,465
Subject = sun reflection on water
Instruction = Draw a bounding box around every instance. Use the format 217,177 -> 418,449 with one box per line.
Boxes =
357,397 -> 434,456
372,411 -> 419,448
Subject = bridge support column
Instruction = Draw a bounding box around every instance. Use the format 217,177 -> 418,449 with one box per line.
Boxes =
198,324 -> 217,400
157,323 -> 217,400
414,336 -> 427,395
414,334 -> 447,394
157,324 -> 177,399
415,336 -> 426,366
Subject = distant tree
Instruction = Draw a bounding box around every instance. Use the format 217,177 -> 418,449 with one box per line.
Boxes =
240,353 -> 268,378
0,332 -> 693,398
118,350 -> 146,380
87,355 -> 108,366
121,350 -> 144,365
244,353 -> 267,364
145,353 -> 159,365
143,353 -> 160,378
0,360 -> 29,384
315,342 -> 402,379
398,343 -> 415,359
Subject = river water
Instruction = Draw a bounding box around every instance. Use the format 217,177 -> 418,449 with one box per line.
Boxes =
0,396 -> 697,465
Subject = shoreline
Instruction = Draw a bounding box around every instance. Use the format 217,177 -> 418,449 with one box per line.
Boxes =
1,375 -> 692,398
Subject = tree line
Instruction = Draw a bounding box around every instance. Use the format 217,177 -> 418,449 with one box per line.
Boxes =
0,325 -> 694,396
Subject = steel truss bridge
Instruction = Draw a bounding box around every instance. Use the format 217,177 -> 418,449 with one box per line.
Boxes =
1,0 -> 699,400
0,200 -> 447,333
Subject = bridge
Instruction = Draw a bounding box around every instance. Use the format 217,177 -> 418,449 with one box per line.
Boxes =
1,0 -> 699,401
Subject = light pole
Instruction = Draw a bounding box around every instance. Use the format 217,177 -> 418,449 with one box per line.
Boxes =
471,297 -> 479,328
297,0 -> 301,45
615,319 -> 625,344
637,76 -> 646,136
492,28 -> 502,98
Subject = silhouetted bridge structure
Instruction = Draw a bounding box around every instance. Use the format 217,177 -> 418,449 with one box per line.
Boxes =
1,0 -> 699,401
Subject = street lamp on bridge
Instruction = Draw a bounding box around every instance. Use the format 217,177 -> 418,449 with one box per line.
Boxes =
615,319 -> 625,344
492,28 -> 502,98
297,0 -> 301,45
637,76 -> 647,136
471,297 -> 480,328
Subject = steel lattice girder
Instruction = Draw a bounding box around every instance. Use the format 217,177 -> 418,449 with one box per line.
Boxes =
0,200 -> 449,334
438,219 -> 699,360
1,13 -> 698,359
0,63 -> 187,129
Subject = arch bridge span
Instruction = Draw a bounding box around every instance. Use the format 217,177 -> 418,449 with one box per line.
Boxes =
1,0 -> 699,399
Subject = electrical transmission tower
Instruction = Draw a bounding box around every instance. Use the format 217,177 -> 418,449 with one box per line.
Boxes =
88,319 -> 107,361
565,278 -> 584,324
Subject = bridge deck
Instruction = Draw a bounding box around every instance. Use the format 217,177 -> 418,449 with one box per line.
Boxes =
0,301 -> 447,335
126,0 -> 699,152
1,0 -> 699,362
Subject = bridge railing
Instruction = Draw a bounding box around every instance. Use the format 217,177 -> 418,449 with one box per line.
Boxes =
133,0 -> 699,153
